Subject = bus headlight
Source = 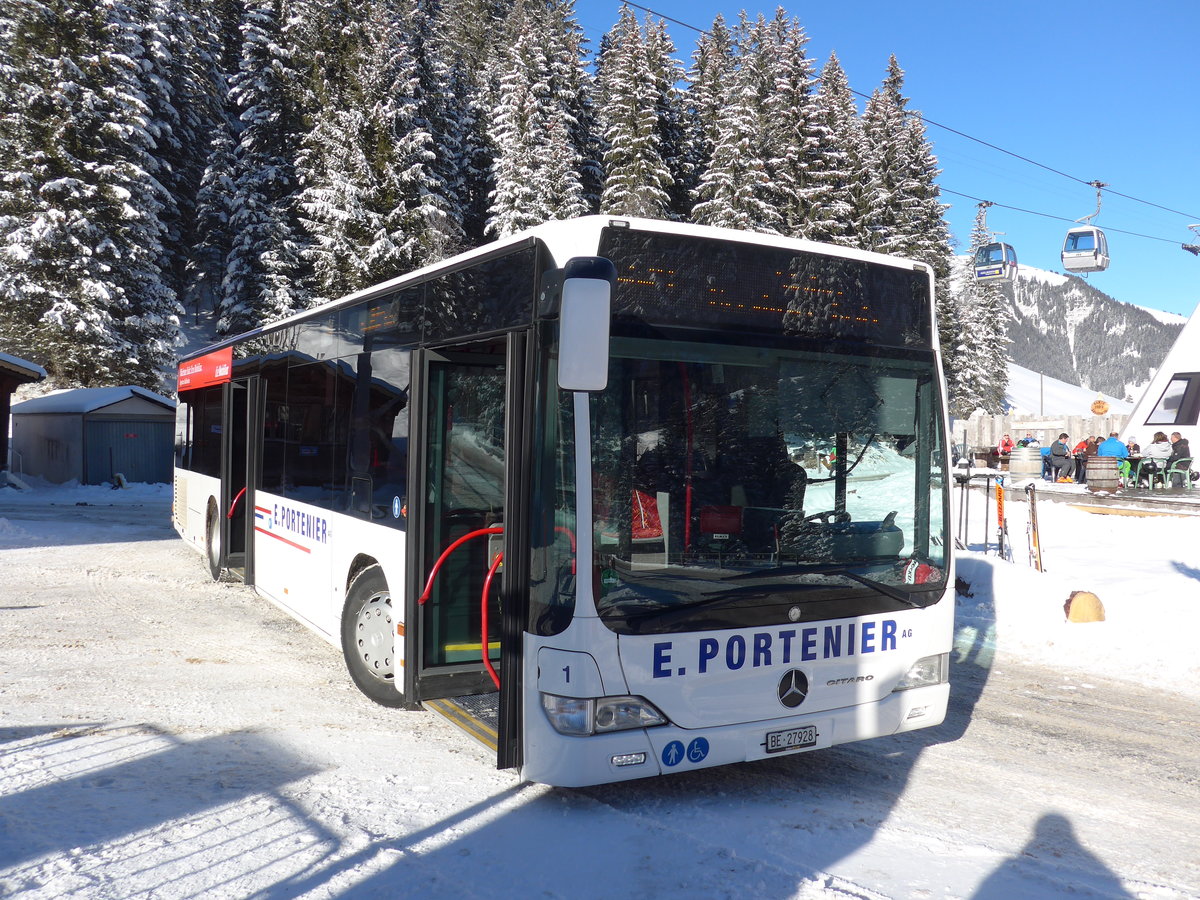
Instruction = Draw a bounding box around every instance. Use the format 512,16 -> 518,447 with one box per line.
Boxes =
541,693 -> 667,736
893,653 -> 949,691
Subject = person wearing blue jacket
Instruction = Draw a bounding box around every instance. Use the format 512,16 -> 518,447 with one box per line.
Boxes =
1096,432 -> 1128,458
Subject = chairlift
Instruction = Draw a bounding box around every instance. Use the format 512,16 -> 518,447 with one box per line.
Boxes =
1061,180 -> 1110,274
971,200 -> 1018,284
972,241 -> 1018,283
1061,226 -> 1110,273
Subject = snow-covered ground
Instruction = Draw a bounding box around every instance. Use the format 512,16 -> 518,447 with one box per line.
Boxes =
2,478 -> 1199,898
953,475 -> 1200,695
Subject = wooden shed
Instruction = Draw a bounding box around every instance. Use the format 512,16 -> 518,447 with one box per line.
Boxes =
10,386 -> 176,485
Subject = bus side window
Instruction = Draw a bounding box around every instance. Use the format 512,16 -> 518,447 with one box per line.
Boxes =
175,395 -> 192,470
344,344 -> 411,528
260,366 -> 289,493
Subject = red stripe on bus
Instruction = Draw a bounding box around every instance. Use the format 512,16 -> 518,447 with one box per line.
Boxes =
255,527 -> 312,554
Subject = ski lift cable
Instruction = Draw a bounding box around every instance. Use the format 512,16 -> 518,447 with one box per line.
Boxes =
617,2 -> 1200,223
942,188 -> 1180,245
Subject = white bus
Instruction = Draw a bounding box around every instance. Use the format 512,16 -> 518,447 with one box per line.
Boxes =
173,216 -> 953,787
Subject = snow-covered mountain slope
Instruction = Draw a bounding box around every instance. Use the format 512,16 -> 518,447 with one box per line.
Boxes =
1004,360 -> 1131,416
952,257 -> 1183,401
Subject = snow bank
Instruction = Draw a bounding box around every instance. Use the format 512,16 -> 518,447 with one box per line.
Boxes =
952,483 -> 1200,698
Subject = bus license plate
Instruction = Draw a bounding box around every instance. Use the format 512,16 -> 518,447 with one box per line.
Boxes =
764,724 -> 818,754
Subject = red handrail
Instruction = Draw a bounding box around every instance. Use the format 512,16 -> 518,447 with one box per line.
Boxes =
421,524 -> 576,690
418,527 -> 504,605
480,552 -> 503,689
227,486 -> 247,520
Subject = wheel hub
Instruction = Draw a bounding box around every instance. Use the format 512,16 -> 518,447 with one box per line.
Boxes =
354,593 -> 393,680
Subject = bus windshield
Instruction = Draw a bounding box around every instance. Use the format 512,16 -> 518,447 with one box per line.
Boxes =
590,337 -> 947,635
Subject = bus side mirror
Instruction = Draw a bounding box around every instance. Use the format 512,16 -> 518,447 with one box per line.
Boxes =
557,257 -> 614,392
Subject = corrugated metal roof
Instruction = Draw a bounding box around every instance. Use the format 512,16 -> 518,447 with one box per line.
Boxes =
11,385 -> 174,415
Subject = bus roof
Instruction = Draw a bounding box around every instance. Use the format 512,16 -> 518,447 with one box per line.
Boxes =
182,217 -> 930,363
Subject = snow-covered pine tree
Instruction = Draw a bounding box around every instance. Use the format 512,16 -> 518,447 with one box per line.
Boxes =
0,0 -> 179,388
296,83 -> 377,301
130,0 -> 220,306
691,14 -> 780,233
440,55 -> 493,247
858,55 -> 910,253
486,0 -> 588,237
182,0 -> 241,324
951,204 -> 1010,416
297,0 -> 453,303
436,0 -> 515,81
220,0 -> 309,334
891,111 -> 958,393
802,53 -> 861,247
758,9 -> 818,239
403,0 -> 468,263
187,127 -> 238,322
643,16 -> 690,220
543,0 -> 598,215
684,13 -> 734,206
596,6 -> 673,218
435,0 -> 513,245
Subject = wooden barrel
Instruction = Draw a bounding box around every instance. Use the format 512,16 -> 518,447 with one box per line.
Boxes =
1087,455 -> 1120,492
1008,447 -> 1042,478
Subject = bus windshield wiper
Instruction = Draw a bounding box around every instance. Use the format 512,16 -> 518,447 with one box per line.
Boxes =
727,564 -> 923,609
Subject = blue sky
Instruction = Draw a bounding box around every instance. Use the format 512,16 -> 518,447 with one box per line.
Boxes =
574,0 -> 1200,318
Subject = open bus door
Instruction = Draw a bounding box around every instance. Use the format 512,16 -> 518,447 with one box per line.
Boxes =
214,375 -> 262,585
405,335 -> 530,771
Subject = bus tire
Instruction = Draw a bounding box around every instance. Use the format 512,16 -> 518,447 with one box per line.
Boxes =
341,564 -> 404,707
205,500 -> 222,581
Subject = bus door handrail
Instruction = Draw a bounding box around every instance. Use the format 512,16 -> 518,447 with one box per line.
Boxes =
418,526 -> 504,604
227,486 -> 247,520
420,524 -> 577,690
481,553 -> 503,689
419,526 -> 505,690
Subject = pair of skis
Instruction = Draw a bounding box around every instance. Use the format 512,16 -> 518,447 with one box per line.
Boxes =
1025,482 -> 1044,571
993,480 -> 1043,571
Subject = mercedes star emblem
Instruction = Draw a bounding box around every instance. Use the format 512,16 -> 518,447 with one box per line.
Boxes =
777,669 -> 809,709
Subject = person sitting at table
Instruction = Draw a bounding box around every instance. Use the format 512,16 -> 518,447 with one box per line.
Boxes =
1138,431 -> 1173,487
1016,432 -> 1040,448
1076,436 -> 1098,484
997,433 -> 1015,454
1168,432 -> 1192,488
1097,432 -> 1129,483
1049,433 -> 1076,481
1126,436 -> 1141,455
1096,432 -> 1128,459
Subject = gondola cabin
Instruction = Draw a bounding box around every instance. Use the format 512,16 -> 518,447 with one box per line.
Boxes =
1061,226 -> 1109,273
972,242 -> 1018,283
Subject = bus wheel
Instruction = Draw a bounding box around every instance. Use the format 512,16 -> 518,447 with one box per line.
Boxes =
205,500 -> 222,581
341,565 -> 404,708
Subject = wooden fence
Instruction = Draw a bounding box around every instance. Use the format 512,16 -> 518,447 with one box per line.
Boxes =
951,413 -> 1130,457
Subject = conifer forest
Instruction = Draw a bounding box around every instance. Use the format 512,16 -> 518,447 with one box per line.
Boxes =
1,0 -> 1008,412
